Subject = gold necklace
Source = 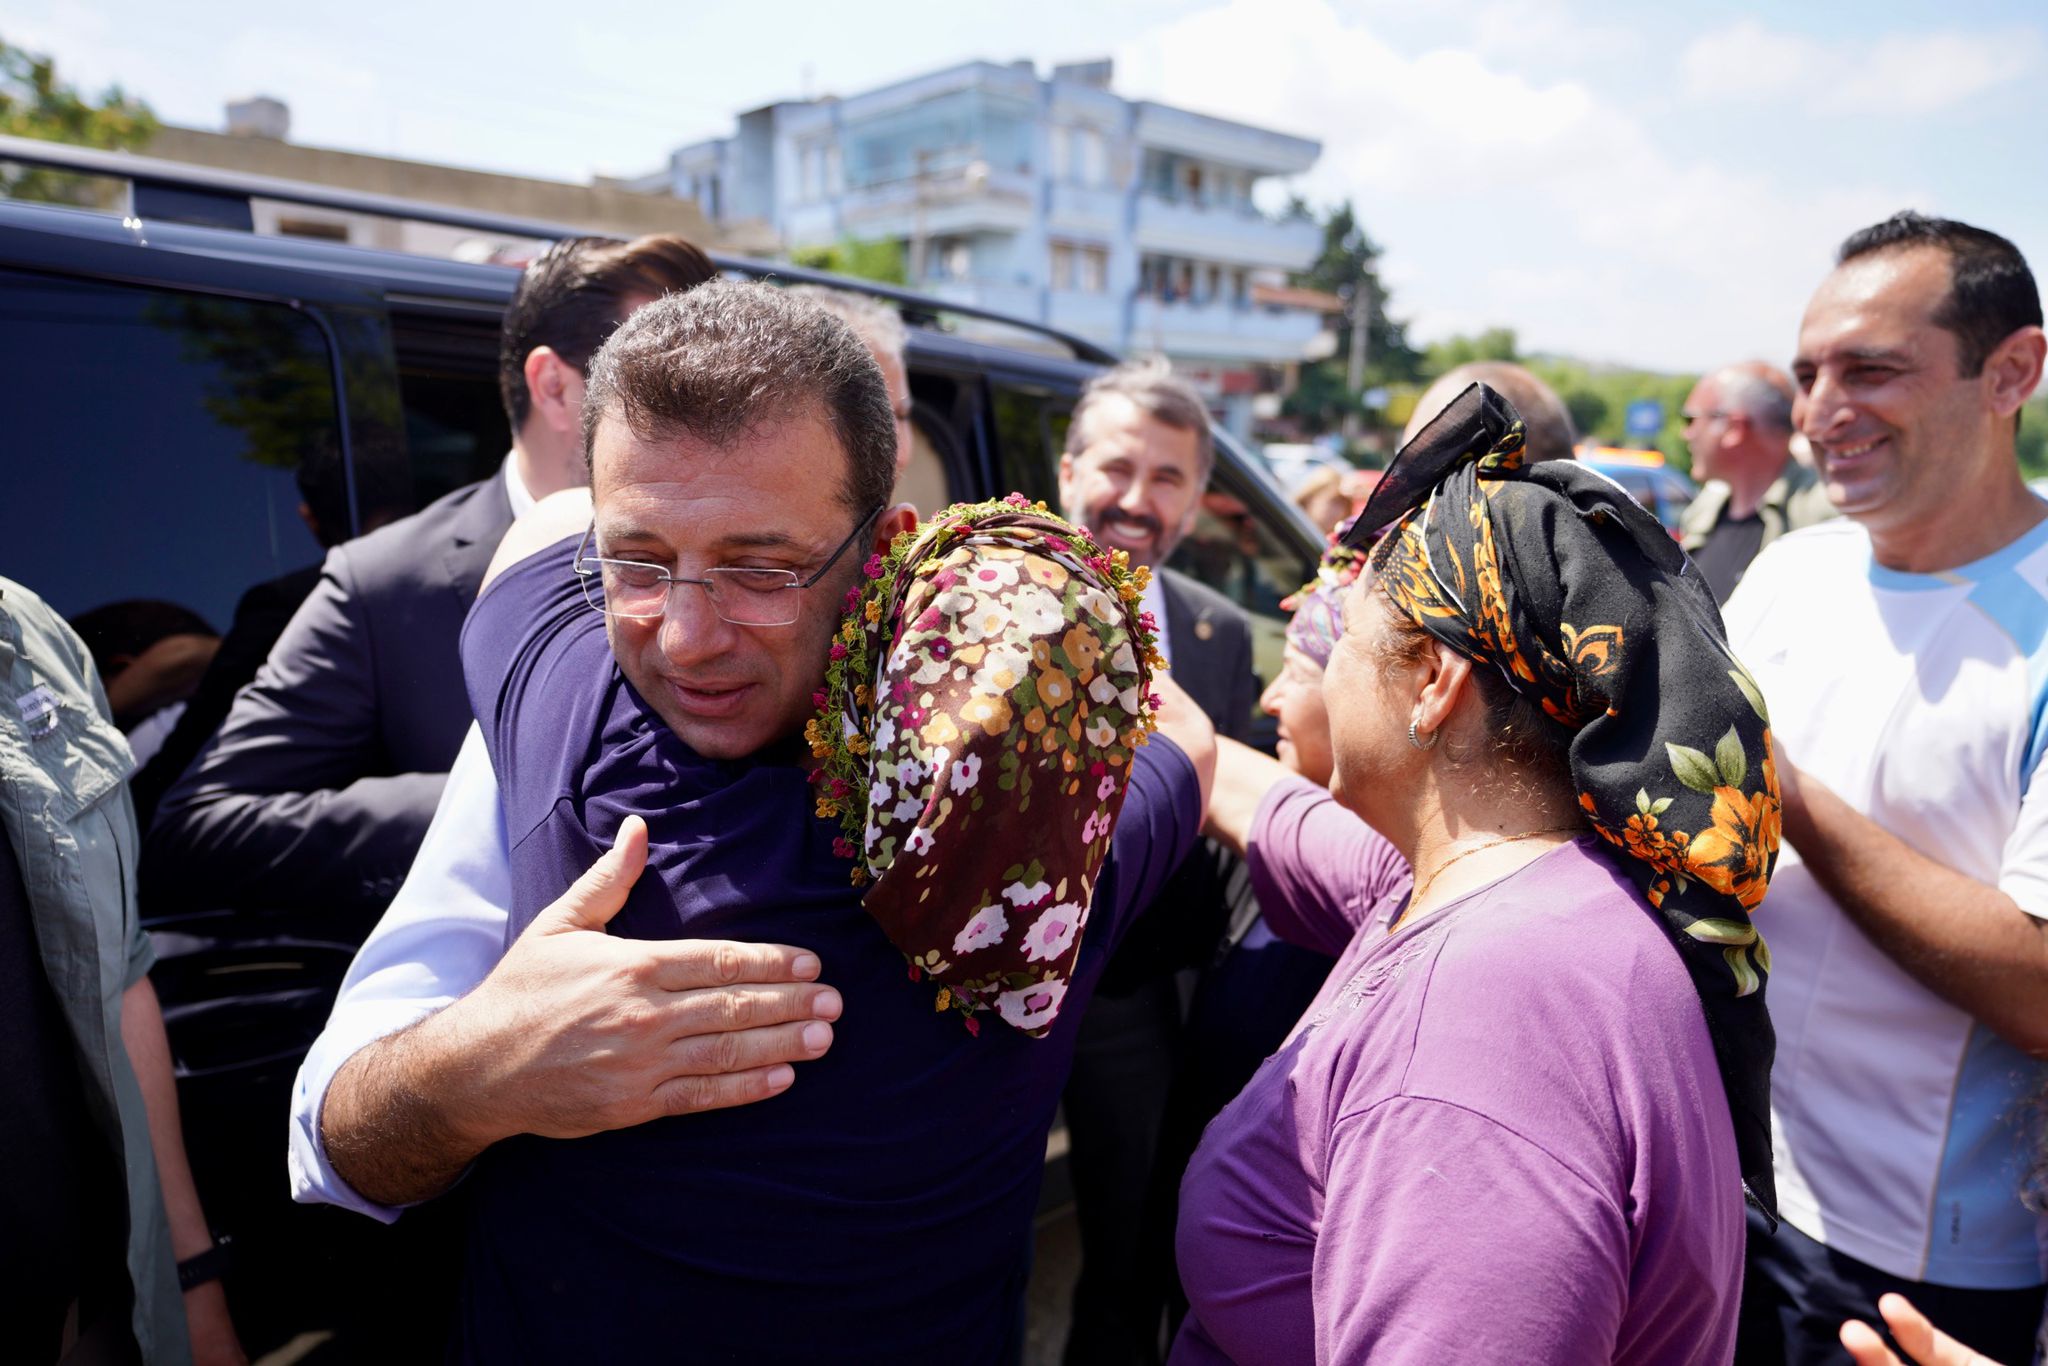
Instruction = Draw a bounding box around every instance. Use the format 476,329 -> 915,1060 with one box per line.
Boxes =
1403,826 -> 1582,923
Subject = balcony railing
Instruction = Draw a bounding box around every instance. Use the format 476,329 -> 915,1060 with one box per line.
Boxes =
1133,194 -> 1321,270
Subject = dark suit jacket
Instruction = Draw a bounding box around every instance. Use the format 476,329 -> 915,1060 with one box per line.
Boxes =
1096,567 -> 1258,995
143,475 -> 514,918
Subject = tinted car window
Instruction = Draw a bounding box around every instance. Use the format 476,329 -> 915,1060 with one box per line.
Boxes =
0,269 -> 337,628
390,313 -> 510,507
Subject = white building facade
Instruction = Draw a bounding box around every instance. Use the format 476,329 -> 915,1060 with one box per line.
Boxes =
632,60 -> 1327,433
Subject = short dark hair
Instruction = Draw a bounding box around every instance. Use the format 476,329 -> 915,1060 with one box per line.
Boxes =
581,280 -> 897,518
1837,211 -> 2043,376
1067,357 -> 1215,480
499,234 -> 718,429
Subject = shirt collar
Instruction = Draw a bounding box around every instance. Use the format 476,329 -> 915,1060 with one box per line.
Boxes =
503,451 -> 538,519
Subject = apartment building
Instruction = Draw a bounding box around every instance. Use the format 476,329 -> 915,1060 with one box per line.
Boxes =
628,59 -> 1328,433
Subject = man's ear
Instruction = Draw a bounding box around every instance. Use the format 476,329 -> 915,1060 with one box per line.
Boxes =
1984,326 -> 2047,419
524,347 -> 585,438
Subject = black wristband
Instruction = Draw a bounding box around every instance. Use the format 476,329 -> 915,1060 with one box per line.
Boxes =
177,1235 -> 232,1291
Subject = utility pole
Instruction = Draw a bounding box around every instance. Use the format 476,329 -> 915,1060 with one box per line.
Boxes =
1342,277 -> 1371,444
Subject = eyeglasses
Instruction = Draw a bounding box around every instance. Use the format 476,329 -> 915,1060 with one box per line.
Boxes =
574,506 -> 882,626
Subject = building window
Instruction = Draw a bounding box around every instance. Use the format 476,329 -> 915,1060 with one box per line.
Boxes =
1051,242 -> 1108,294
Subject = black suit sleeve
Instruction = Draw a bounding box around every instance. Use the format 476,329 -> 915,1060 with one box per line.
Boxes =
142,545 -> 446,917
1216,610 -> 1258,745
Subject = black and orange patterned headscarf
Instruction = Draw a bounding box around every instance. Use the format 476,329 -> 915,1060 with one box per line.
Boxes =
1340,382 -> 1780,1217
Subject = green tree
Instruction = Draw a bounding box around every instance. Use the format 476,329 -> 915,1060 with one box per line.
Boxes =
2019,394 -> 2048,481
0,38 -> 158,206
1423,328 -> 1521,373
789,237 -> 908,286
1283,199 -> 1423,437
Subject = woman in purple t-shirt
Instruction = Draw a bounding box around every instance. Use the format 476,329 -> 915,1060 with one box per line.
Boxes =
1171,383 -> 1782,1363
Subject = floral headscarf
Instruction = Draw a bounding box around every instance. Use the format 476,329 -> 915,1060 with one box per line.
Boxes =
1279,515 -> 1367,670
807,496 -> 1163,1037
1340,382 -> 1781,1217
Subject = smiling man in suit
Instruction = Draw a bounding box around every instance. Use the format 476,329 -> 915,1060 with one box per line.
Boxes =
1056,358 -> 1257,1365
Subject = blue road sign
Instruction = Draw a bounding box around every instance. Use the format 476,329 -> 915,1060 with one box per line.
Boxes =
1625,399 -> 1665,438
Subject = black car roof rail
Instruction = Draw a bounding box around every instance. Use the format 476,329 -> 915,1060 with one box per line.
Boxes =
0,131 -> 1119,365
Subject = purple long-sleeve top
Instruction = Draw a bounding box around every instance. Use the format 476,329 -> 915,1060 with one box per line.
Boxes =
1171,776 -> 1744,1364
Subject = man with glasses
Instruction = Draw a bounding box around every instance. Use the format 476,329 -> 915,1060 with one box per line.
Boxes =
291,283 -> 1214,1358
1677,362 -> 1834,602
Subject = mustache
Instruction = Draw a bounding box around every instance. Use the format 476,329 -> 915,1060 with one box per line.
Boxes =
1093,508 -> 1164,540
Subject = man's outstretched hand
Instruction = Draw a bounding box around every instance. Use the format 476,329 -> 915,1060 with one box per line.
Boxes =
323,817 -> 841,1207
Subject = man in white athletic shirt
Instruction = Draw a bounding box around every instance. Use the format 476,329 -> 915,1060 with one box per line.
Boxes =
1725,211 -> 2048,1365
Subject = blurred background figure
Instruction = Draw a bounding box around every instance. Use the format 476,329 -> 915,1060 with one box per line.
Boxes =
1402,360 -> 1577,464
128,425 -> 411,828
1677,363 -> 1834,603
1289,465 -> 1352,537
68,599 -> 221,769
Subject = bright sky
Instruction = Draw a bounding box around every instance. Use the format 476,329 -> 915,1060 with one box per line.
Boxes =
12,0 -> 2047,373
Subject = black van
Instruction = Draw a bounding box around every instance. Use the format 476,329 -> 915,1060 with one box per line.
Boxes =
0,133 -> 1319,1348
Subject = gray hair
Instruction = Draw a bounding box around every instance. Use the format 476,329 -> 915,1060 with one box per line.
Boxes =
782,284 -> 908,366
1710,368 -> 1795,432
582,280 -> 898,517
1066,356 -> 1215,479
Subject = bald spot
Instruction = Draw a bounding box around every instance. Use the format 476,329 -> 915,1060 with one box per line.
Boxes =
1404,362 -> 1577,464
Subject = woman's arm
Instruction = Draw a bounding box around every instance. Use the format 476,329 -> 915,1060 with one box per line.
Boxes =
1205,735 -> 1295,857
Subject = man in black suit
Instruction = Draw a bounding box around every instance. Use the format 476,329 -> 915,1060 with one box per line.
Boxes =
1056,359 -> 1257,1365
144,234 -> 715,926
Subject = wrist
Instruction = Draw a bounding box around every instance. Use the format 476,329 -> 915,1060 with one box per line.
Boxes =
177,1234 -> 232,1291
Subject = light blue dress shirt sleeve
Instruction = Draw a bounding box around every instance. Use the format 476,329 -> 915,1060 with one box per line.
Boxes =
287,722 -> 511,1221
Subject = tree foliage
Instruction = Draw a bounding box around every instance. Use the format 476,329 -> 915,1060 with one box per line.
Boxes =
0,37 -> 158,206
790,237 -> 908,286
1282,199 -> 1423,434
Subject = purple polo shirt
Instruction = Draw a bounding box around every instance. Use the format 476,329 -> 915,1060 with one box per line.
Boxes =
455,537 -> 1201,1363
1172,777 -> 1744,1364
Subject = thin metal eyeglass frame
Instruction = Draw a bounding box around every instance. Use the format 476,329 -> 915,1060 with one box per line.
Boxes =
573,505 -> 883,626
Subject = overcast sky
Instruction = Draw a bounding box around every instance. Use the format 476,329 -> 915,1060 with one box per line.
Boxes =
12,0 -> 2046,373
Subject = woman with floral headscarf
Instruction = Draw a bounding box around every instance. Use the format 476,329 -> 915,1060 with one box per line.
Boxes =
1172,384 -> 1778,1364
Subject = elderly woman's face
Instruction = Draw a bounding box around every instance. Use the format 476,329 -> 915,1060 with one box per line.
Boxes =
1320,574 -> 1420,818
1261,644 -> 1335,787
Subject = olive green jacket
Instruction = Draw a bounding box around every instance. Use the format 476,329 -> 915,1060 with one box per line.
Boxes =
0,577 -> 188,1365
1679,459 -> 1839,560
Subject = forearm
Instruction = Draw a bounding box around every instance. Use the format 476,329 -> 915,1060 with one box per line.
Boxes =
1786,770 -> 2048,1056
320,1005 -> 501,1209
121,978 -> 214,1259
1205,736 -> 1293,857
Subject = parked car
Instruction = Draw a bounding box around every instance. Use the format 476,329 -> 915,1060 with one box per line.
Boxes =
1579,446 -> 1699,534
0,133 -> 1319,1351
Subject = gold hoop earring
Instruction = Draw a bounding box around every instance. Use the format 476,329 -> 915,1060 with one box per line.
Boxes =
1408,719 -> 1438,751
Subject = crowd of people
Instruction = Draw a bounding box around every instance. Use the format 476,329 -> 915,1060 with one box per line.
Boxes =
5,206 -> 2046,1366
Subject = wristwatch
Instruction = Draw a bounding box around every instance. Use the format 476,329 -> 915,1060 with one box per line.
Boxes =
177,1234 -> 233,1291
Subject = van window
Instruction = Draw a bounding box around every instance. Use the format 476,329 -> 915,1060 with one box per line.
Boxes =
0,269 -> 339,630
390,313 -> 510,507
